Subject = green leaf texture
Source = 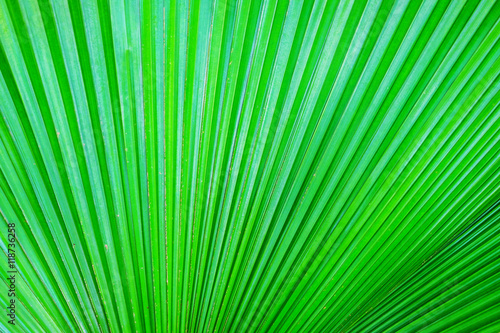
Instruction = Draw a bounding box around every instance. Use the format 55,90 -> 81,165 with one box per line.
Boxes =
0,0 -> 499,332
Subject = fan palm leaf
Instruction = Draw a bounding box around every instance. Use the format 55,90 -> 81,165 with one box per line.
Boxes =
0,0 -> 499,332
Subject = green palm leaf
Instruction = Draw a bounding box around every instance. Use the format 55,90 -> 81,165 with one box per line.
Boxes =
0,0 -> 499,332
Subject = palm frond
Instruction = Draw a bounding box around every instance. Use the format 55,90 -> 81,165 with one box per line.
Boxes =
0,0 -> 499,332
